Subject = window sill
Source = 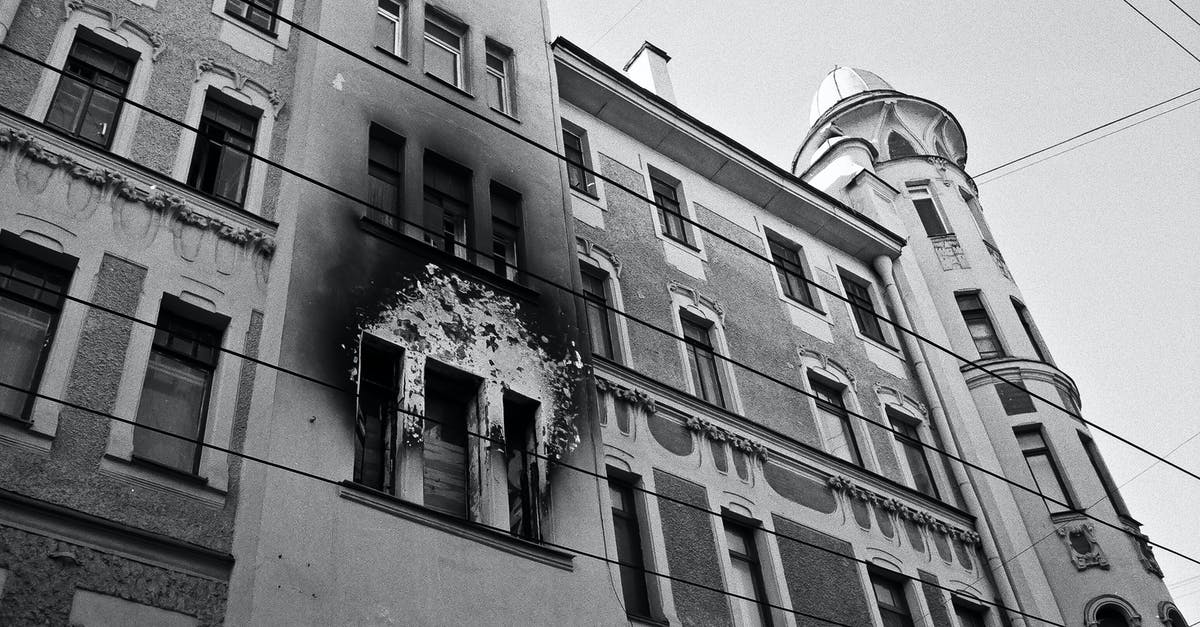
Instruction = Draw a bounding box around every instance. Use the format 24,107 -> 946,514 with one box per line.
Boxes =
662,232 -> 700,253
781,294 -> 825,317
359,216 -> 540,303
98,454 -> 225,509
373,45 -> 409,64
0,413 -> 52,454
225,12 -> 280,39
339,481 -> 574,571
214,9 -> 289,50
570,185 -> 600,201
628,613 -> 670,626
855,329 -> 901,355
1048,508 -> 1088,523
490,106 -> 520,124
425,72 -> 475,99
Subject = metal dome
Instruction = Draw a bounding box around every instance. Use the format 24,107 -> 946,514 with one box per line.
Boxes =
809,66 -> 895,125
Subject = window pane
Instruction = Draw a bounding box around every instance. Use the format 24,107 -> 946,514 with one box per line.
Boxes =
374,13 -> 398,52
133,351 -> 209,471
900,439 -> 938,497
818,408 -> 860,465
487,72 -> 506,111
425,20 -> 460,49
609,480 -> 651,617
0,297 -> 53,417
355,340 -> 400,491
45,77 -> 90,134
77,89 -> 121,145
425,34 -> 459,85
729,558 -> 767,627
212,147 -> 251,203
996,382 -> 1035,415
912,197 -> 946,236
1025,452 -> 1071,512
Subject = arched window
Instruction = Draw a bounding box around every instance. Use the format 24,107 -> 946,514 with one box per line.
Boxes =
1085,595 -> 1140,627
1095,605 -> 1130,627
1160,601 -> 1188,627
887,131 -> 918,159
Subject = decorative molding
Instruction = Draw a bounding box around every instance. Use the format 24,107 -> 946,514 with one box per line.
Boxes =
1084,595 -> 1142,627
575,237 -> 622,278
594,375 -> 656,414
683,415 -> 768,459
930,234 -> 968,271
667,279 -> 724,321
984,241 -> 1012,280
1056,521 -> 1110,571
798,346 -> 856,391
872,384 -> 926,416
65,0 -> 166,60
194,58 -> 285,117
922,154 -> 978,195
1130,530 -> 1164,578
825,475 -> 981,545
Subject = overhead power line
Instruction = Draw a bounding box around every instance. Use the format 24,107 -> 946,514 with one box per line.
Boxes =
589,0 -> 647,48
1167,0 -> 1200,28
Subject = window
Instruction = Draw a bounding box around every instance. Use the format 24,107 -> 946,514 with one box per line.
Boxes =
907,185 -> 948,237
887,131 -> 917,159
960,189 -> 995,245
765,232 -> 815,309
133,307 -> 225,475
0,245 -> 71,421
1095,604 -> 1133,627
562,122 -> 596,196
374,0 -> 404,56
1015,427 -> 1073,513
724,517 -> 772,627
422,368 -> 473,517
809,376 -> 861,465
490,183 -> 521,281
681,312 -> 725,408
953,601 -> 988,627
888,409 -> 939,499
187,90 -> 259,206
354,336 -> 402,492
424,12 -> 464,88
651,172 -> 689,245
581,265 -> 615,360
485,43 -> 512,114
44,30 -> 136,148
955,292 -> 1003,359
871,573 -> 915,627
367,124 -> 404,230
224,0 -> 278,34
841,273 -> 887,345
1012,299 -> 1048,362
423,152 -> 471,259
609,472 -> 653,619
504,394 -> 538,539
996,381 -> 1035,415
1079,432 -> 1130,518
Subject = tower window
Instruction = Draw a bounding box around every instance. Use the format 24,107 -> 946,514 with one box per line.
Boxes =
955,292 -> 1004,359
887,131 -> 917,159
1014,427 -> 1074,513
906,185 -> 948,237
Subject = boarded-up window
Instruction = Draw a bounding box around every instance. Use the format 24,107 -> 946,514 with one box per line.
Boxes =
422,368 -> 474,517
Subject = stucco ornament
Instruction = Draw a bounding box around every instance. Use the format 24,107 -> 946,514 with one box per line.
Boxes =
681,415 -> 768,459
351,265 -> 584,461
1056,521 -> 1110,570
594,376 -> 656,414
825,474 -> 980,544
64,0 -> 167,60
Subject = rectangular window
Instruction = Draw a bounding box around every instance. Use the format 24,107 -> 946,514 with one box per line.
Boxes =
354,336 -> 402,492
133,308 -> 224,475
609,473 -> 653,619
766,232 -> 816,309
961,188 -> 995,245
45,31 -> 135,148
724,518 -> 773,627
224,0 -> 278,34
1079,432 -> 1130,518
424,13 -> 464,88
996,381 -> 1035,415
367,124 -> 404,230
489,183 -> 521,281
871,573 -> 915,627
681,313 -> 725,408
842,273 -> 887,344
562,123 -> 596,196
422,368 -> 473,517
504,394 -> 538,539
187,91 -> 259,206
1012,299 -> 1048,362
1015,427 -> 1073,513
0,246 -> 71,421
423,153 -> 471,259
651,173 -> 689,245
908,186 -> 948,237
374,0 -> 404,55
809,376 -> 862,465
956,292 -> 1004,359
581,265 -> 615,360
485,43 -> 512,114
888,409 -> 939,499
954,602 -> 989,627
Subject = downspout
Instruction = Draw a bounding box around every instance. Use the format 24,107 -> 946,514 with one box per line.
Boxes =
873,254 -> 1028,627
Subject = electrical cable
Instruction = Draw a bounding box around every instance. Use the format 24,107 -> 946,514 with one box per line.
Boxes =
588,0 -> 648,48
1167,0 -> 1200,28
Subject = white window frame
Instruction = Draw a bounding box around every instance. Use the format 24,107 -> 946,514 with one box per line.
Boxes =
668,286 -> 740,413
578,244 -> 632,364
484,41 -> 513,115
799,354 -> 876,471
376,0 -> 405,57
210,0 -> 297,61
423,10 -> 466,89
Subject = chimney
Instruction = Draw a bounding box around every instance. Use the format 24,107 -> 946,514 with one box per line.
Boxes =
623,41 -> 676,104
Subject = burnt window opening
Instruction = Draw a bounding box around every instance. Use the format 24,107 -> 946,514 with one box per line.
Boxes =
422,367 -> 476,518
423,152 -> 472,260
45,29 -> 137,149
367,123 -> 404,230
354,336 -> 403,492
504,394 -> 539,540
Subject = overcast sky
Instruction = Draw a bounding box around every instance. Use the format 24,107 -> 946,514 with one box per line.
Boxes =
547,0 -> 1200,616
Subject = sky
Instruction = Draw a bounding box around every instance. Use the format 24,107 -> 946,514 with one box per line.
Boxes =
547,0 -> 1200,618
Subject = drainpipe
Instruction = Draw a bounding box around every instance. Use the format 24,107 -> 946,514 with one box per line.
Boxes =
0,0 -> 20,44
873,254 -> 1028,627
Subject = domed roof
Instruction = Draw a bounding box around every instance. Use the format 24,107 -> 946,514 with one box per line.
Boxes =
809,66 -> 895,125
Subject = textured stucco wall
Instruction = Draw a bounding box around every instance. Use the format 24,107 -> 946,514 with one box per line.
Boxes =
653,469 -> 731,627
772,514 -> 872,627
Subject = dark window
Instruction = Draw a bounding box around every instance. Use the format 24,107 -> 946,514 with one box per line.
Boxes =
609,473 -> 653,619
651,173 -> 689,245
562,125 -> 596,196
485,45 -> 512,114
0,246 -> 71,421
423,153 -> 471,259
187,91 -> 259,206
953,602 -> 988,627
725,518 -> 772,627
581,265 -> 614,360
871,573 -> 915,627
424,14 -> 463,87
889,410 -> 939,499
842,274 -> 887,344
681,313 -> 725,408
375,0 -> 403,55
133,309 -> 224,475
354,336 -> 402,492
367,124 -> 404,230
996,381 -> 1035,415
810,376 -> 862,465
887,132 -> 917,159
1079,432 -> 1130,518
1014,427 -> 1073,513
44,31 -> 135,148
956,292 -> 1004,359
422,368 -> 473,517
1012,299 -> 1049,362
504,394 -> 539,540
908,188 -> 947,236
961,188 -> 995,245
766,233 -> 815,309
224,0 -> 278,34
1096,604 -> 1132,627
490,183 -> 521,280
